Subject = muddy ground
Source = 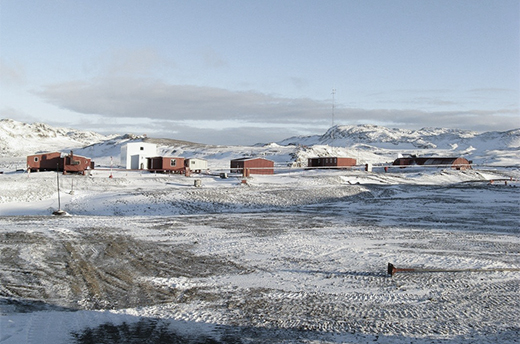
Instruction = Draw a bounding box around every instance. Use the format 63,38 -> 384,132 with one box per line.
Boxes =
1,182 -> 519,343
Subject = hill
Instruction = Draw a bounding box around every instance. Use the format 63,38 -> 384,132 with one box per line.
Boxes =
1,119 -> 519,169
0,119 -> 116,157
280,124 -> 520,151
278,125 -> 520,167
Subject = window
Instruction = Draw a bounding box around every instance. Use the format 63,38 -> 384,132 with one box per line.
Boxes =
140,147 -> 144,150
34,157 -> 39,162
170,159 -> 176,167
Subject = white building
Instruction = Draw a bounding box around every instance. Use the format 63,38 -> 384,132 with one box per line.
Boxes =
185,158 -> 208,173
121,142 -> 157,170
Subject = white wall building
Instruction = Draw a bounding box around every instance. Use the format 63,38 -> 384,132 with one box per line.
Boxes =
121,142 -> 157,170
185,158 -> 208,173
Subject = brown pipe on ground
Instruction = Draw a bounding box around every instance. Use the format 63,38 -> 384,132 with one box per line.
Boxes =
387,263 -> 520,277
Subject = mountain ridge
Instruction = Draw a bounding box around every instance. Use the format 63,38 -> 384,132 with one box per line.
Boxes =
278,124 -> 520,150
1,119 -> 518,168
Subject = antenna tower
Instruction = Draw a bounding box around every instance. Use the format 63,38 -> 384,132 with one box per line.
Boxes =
331,88 -> 336,127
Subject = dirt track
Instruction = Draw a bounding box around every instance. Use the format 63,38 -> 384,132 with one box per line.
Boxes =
1,177 -> 519,343
1,211 -> 519,343
0,221 -> 245,311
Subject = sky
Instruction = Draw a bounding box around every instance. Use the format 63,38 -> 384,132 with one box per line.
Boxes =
1,0 -> 519,145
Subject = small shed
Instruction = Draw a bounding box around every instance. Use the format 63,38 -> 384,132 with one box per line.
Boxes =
392,155 -> 472,170
27,151 -> 93,174
184,158 -> 208,173
230,157 -> 274,176
307,157 -> 357,169
147,156 -> 185,173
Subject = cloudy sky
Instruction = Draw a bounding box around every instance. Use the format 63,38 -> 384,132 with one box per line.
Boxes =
1,0 -> 518,145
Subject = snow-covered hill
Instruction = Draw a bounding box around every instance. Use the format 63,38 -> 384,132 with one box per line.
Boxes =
280,124 -> 520,150
279,125 -> 520,167
0,119 -> 117,158
1,119 -> 519,168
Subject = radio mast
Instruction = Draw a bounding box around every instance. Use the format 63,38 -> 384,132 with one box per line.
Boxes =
331,88 -> 336,127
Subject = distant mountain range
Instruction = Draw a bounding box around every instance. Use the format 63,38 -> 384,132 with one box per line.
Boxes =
0,119 -> 116,158
279,124 -> 520,151
1,119 -> 519,167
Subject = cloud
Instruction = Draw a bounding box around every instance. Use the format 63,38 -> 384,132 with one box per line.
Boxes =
150,122 -> 305,145
341,108 -> 520,132
0,58 -> 26,86
35,76 -> 331,122
85,48 -> 175,77
33,76 -> 519,144
0,106 -> 37,123
201,48 -> 228,68
289,77 -> 309,89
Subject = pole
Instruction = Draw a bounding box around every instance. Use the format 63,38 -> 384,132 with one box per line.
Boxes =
56,164 -> 61,210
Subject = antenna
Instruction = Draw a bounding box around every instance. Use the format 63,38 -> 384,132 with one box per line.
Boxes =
331,88 -> 336,127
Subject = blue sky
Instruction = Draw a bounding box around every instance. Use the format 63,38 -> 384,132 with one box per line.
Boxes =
1,0 -> 518,145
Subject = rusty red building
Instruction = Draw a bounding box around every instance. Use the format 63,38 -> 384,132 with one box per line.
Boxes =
392,155 -> 472,170
147,156 -> 185,173
27,151 -> 93,174
307,157 -> 357,169
230,157 -> 274,176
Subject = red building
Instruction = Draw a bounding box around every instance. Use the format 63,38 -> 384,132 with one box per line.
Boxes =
27,151 -> 93,174
147,156 -> 185,173
230,157 -> 274,176
392,155 -> 472,170
307,157 -> 357,169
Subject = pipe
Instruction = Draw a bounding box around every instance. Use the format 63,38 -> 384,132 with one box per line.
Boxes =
387,263 -> 520,277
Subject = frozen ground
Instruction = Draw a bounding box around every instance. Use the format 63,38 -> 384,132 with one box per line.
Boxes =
1,168 -> 519,343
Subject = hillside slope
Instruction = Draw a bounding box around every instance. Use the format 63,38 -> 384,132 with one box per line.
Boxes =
279,124 -> 520,150
0,119 -> 116,157
1,119 -> 518,168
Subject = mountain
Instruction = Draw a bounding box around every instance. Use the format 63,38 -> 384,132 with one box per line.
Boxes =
279,124 -> 520,151
0,119 -> 117,158
278,125 -> 520,167
1,119 -> 519,168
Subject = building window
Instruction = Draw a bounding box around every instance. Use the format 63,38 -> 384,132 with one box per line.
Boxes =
140,147 -> 144,150
34,157 -> 39,162
170,159 -> 176,167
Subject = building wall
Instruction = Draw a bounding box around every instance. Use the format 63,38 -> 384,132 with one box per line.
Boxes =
185,159 -> 208,172
451,157 -> 472,170
27,152 -> 62,171
148,157 -> 185,172
63,154 -> 91,174
392,157 -> 471,170
27,152 -> 92,174
234,158 -> 274,175
308,157 -> 356,168
336,157 -> 357,167
121,142 -> 157,169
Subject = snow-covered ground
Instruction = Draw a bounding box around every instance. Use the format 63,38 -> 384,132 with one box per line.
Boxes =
1,119 -> 519,343
1,167 -> 519,343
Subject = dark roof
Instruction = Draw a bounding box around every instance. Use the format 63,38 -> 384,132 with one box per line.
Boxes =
231,157 -> 274,162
